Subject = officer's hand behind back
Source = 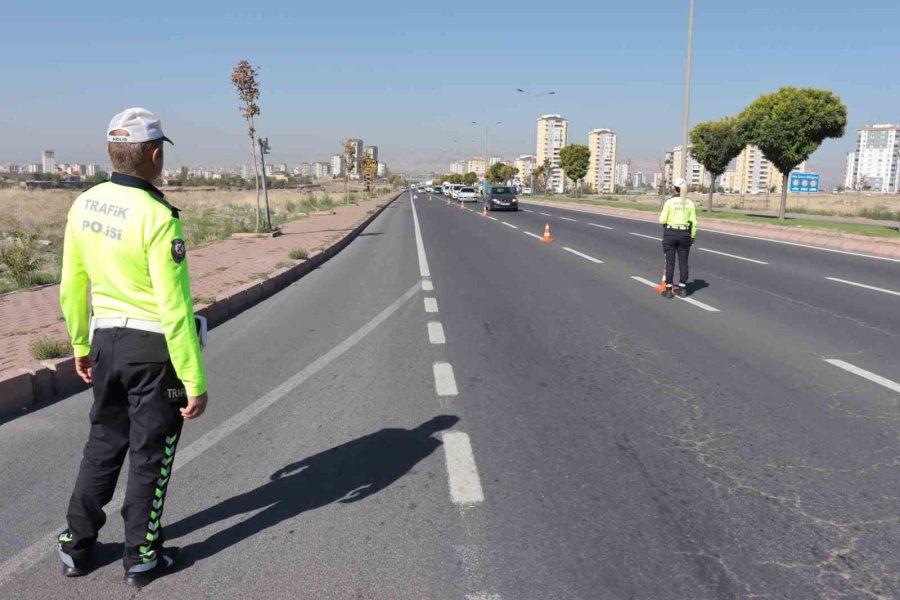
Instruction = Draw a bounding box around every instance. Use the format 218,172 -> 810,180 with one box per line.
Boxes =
181,392 -> 208,420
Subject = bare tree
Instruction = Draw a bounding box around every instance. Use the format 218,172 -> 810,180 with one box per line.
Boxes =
343,140 -> 356,204
231,60 -> 262,231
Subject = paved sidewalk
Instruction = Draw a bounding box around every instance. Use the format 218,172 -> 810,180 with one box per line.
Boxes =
526,199 -> 900,259
0,194 -> 393,380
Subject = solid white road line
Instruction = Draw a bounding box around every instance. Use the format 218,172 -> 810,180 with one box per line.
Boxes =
433,362 -> 459,396
0,282 -> 425,589
562,247 -> 604,264
487,216 -> 498,221
589,222 -> 614,230
825,277 -> 900,297
824,359 -> 900,394
630,232 -> 661,241
422,279 -> 434,291
539,212 -> 552,216
560,216 -> 577,222
502,222 -> 518,229
424,297 -> 439,313
428,321 -> 446,344
442,431 -> 485,505
698,248 -> 769,265
524,231 -> 543,240
410,194 -> 431,277
631,276 -> 721,312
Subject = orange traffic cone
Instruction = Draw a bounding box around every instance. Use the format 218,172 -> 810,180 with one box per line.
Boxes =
459,201 -> 465,211
428,194 -> 432,202
652,261 -> 666,293
447,198 -> 451,206
481,205 -> 488,217
540,222 -> 554,243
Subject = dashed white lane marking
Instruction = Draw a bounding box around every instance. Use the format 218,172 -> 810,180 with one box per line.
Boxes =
825,277 -> 900,297
562,247 -> 604,264
487,216 -> 498,221
539,212 -> 552,216
631,276 -> 721,312
441,431 -> 485,505
698,247 -> 769,265
410,194 -> 431,277
502,222 -> 518,229
589,222 -> 614,230
424,297 -> 439,313
704,228 -> 900,264
0,281 -> 426,590
427,321 -> 446,344
824,359 -> 900,394
433,362 -> 459,396
524,231 -> 542,240
629,232 -> 661,241
560,216 -> 577,222
466,593 -> 503,600
524,209 -> 534,213
422,279 -> 434,291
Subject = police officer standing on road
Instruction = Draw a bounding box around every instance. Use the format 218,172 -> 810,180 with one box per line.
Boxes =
57,108 -> 208,588
658,177 -> 698,298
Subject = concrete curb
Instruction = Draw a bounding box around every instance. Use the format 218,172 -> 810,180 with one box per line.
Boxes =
527,199 -> 900,259
0,193 -> 401,420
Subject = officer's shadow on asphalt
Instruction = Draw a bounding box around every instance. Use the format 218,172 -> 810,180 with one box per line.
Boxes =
686,279 -> 710,297
166,414 -> 459,565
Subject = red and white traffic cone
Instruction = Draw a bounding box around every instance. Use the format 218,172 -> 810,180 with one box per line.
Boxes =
540,222 -> 554,243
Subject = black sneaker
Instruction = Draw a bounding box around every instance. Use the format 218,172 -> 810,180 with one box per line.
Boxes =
57,530 -> 92,577
124,547 -> 179,588
661,285 -> 674,299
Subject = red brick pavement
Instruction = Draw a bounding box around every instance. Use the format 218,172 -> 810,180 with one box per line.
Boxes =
0,194 -> 393,381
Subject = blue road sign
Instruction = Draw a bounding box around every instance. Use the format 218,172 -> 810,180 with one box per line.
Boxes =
789,172 -> 820,193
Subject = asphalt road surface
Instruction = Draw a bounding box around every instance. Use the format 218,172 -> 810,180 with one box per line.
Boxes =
0,192 -> 898,599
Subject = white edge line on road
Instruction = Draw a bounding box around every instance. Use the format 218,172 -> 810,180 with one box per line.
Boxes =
433,362 -> 459,396
0,282 -> 424,589
825,277 -> 900,297
631,276 -> 721,312
487,216 -> 498,221
427,321 -> 446,344
562,247 -> 604,264
589,223 -> 613,230
698,247 -> 769,265
410,194 -> 431,277
421,280 -> 434,291
539,212 -> 552,216
629,232 -> 661,241
524,232 -> 542,240
424,297 -> 439,313
502,222 -> 518,229
442,431 -> 485,505
824,359 -> 900,394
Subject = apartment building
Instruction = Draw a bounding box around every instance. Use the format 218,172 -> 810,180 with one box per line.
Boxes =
844,124 -> 900,192
586,129 -> 617,194
536,115 -> 568,193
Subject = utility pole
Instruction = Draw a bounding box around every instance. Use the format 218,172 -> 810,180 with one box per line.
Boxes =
258,137 -> 272,230
680,0 -> 696,201
472,121 -> 501,191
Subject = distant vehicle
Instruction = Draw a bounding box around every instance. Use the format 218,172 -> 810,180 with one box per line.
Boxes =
483,186 -> 518,211
399,186 -> 407,191
458,187 -> 478,202
442,182 -> 451,195
450,184 -> 464,199
426,186 -> 433,193
520,187 -> 533,195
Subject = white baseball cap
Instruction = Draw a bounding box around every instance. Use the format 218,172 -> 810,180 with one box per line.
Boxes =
673,177 -> 686,188
107,107 -> 173,144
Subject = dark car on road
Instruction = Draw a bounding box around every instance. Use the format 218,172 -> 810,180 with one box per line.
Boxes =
483,186 -> 519,211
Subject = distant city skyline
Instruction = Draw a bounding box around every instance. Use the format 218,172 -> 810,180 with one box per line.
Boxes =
2,1 -> 899,186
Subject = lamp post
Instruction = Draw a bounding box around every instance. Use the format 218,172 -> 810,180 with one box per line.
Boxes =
257,137 -> 272,230
679,0 -> 696,200
517,88 -> 555,194
472,121 -> 501,189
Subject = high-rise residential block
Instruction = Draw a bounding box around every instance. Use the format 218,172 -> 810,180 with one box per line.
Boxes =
733,145 -> 804,194
365,145 -> 378,162
515,155 -> 535,183
586,129 -> 617,194
466,157 -> 487,177
536,115 -> 568,193
845,124 -> 900,192
348,139 -> 364,178
331,154 -> 344,177
667,145 -> 708,190
42,150 -> 55,174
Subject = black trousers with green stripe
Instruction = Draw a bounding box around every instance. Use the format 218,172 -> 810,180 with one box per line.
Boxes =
63,328 -> 186,569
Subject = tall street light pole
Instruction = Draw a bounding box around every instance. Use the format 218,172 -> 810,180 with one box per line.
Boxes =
680,0 -> 696,200
472,121 -> 501,189
517,89 -> 555,194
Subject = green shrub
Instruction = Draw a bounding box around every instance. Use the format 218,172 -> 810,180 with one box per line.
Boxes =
0,241 -> 43,285
30,337 -> 71,360
288,247 -> 308,260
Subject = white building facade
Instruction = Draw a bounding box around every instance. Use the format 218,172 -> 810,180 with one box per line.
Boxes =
845,124 -> 900,192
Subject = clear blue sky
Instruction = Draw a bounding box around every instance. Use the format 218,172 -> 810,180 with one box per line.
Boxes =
2,0 -> 898,184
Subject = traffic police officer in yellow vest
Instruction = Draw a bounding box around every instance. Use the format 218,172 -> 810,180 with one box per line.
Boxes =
658,177 -> 698,298
57,108 -> 208,588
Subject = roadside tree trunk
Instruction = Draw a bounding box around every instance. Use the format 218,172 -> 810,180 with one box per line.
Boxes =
248,116 -> 261,232
779,172 -> 789,220
708,174 -> 716,212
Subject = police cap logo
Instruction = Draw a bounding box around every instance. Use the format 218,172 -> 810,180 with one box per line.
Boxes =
171,239 -> 186,263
